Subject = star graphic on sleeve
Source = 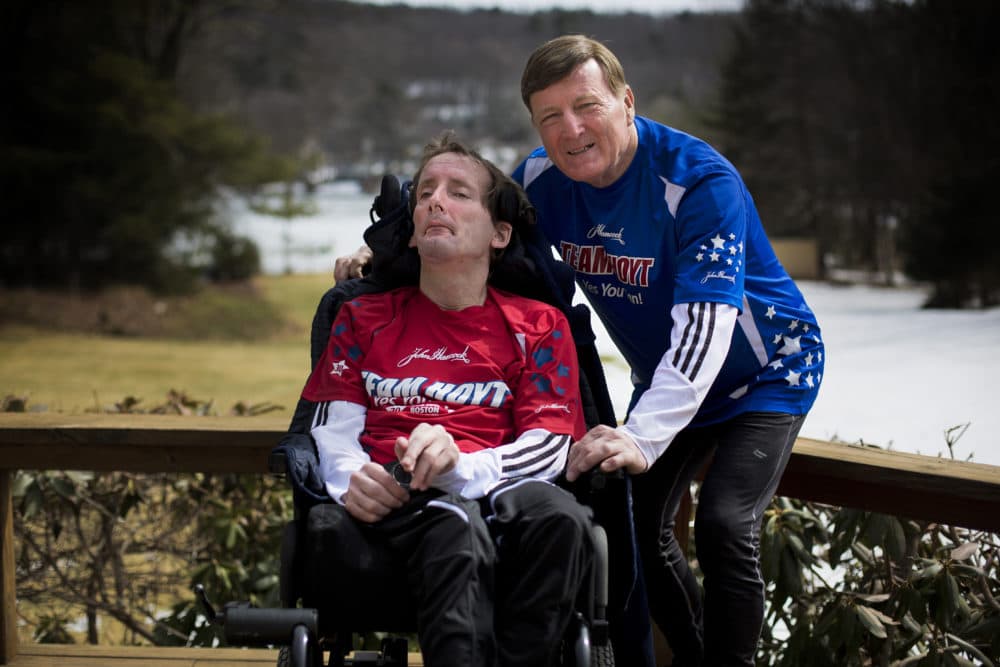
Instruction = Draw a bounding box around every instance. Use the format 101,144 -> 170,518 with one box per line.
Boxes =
805,352 -> 815,366
696,252 -> 704,261
726,258 -> 733,266
710,251 -> 720,262
765,305 -> 776,319
805,373 -> 815,388
785,369 -> 801,386
329,360 -> 348,376
789,319 -> 800,331
777,335 -> 802,356
729,246 -> 737,255
532,346 -> 555,367
773,333 -> 784,345
769,359 -> 784,370
710,234 -> 727,249
531,373 -> 553,393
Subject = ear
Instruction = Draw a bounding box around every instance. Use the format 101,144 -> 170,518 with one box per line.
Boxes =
491,221 -> 512,250
624,86 -> 636,124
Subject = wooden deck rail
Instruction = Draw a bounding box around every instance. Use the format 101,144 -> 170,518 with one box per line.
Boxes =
2,413 -> 999,665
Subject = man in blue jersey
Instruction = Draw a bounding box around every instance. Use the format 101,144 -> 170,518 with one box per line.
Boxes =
512,35 -> 824,667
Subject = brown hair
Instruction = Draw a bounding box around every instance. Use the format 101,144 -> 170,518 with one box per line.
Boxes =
520,34 -> 628,112
408,132 -> 535,233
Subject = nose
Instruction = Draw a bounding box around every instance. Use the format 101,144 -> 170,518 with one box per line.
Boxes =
562,111 -> 586,137
425,185 -> 445,211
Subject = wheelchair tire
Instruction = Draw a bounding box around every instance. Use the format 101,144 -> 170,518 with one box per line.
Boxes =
275,631 -> 322,667
591,642 -> 615,667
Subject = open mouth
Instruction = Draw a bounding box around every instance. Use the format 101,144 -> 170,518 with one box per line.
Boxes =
568,143 -> 595,156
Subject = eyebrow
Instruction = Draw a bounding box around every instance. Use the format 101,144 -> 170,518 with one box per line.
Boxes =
417,174 -> 477,193
533,93 -> 600,119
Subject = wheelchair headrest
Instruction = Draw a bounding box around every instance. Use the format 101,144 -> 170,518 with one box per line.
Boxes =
491,177 -> 537,235
363,175 -> 419,286
360,173 -> 539,296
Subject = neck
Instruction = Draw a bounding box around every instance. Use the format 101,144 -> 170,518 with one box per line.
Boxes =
419,266 -> 489,311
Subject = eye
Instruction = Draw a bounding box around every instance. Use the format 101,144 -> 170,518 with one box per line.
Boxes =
451,190 -> 471,199
539,112 -> 559,126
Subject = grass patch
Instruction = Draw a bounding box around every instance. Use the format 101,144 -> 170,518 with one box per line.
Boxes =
0,273 -> 336,414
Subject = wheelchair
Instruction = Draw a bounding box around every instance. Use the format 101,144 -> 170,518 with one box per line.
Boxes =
203,174 -> 620,666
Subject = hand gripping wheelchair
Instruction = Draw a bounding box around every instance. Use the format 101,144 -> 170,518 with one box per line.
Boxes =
204,175 -> 621,667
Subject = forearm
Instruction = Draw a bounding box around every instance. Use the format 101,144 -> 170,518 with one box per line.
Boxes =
310,400 -> 370,503
620,302 -> 737,466
432,428 -> 570,499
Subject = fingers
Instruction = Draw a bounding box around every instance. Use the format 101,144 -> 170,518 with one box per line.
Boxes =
343,462 -> 409,523
398,423 -> 459,491
566,425 -> 648,481
333,245 -> 374,282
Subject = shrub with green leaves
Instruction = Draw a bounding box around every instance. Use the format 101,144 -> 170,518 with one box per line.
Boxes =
757,497 -> 999,666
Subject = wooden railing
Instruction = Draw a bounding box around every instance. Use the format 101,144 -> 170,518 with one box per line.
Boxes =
1,412 -> 999,665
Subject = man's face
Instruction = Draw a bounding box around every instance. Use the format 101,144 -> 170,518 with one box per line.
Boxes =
528,59 -> 637,189
409,153 -> 510,265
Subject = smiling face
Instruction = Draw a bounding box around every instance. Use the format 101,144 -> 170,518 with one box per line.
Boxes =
529,58 -> 638,189
409,152 -> 511,266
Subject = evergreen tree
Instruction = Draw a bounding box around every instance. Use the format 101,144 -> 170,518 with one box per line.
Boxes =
0,0 -> 295,292
900,0 -> 1000,307
714,0 -> 999,306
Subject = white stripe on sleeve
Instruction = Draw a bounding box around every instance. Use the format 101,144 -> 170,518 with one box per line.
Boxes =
432,428 -> 570,500
619,302 -> 737,467
311,400 -> 369,504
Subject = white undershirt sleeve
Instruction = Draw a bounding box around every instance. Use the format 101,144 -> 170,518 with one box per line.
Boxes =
310,400 -> 370,504
619,301 -> 738,467
432,427 -> 570,500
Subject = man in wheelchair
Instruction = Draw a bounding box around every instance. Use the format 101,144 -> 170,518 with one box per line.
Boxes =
298,133 -> 596,667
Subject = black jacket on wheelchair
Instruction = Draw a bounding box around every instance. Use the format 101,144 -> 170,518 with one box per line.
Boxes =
268,176 -> 627,667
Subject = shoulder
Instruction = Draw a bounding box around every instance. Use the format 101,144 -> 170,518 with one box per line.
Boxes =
636,116 -> 737,186
514,147 -> 565,192
338,286 -> 416,329
489,288 -> 571,337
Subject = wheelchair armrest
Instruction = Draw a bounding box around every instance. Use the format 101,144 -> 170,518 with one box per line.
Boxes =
562,467 -> 626,501
271,432 -> 330,507
268,448 -> 288,475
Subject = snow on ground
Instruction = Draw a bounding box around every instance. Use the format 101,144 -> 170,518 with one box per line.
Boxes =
591,281 -> 1000,466
235,185 -> 1000,468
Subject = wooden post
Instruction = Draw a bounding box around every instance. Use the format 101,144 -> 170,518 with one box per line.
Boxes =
0,470 -> 16,664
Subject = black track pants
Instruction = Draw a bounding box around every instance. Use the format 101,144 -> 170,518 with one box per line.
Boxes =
632,411 -> 805,667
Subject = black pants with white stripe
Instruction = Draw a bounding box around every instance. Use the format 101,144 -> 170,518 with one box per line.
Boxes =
632,411 -> 805,667
367,479 -> 593,667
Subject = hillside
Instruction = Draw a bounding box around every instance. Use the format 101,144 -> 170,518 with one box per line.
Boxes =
179,0 -> 738,173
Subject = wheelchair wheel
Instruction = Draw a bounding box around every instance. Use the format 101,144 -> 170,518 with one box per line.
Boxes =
275,625 -> 323,667
590,642 -> 615,667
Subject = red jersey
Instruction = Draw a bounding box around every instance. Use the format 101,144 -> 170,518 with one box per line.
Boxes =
302,286 -> 585,464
